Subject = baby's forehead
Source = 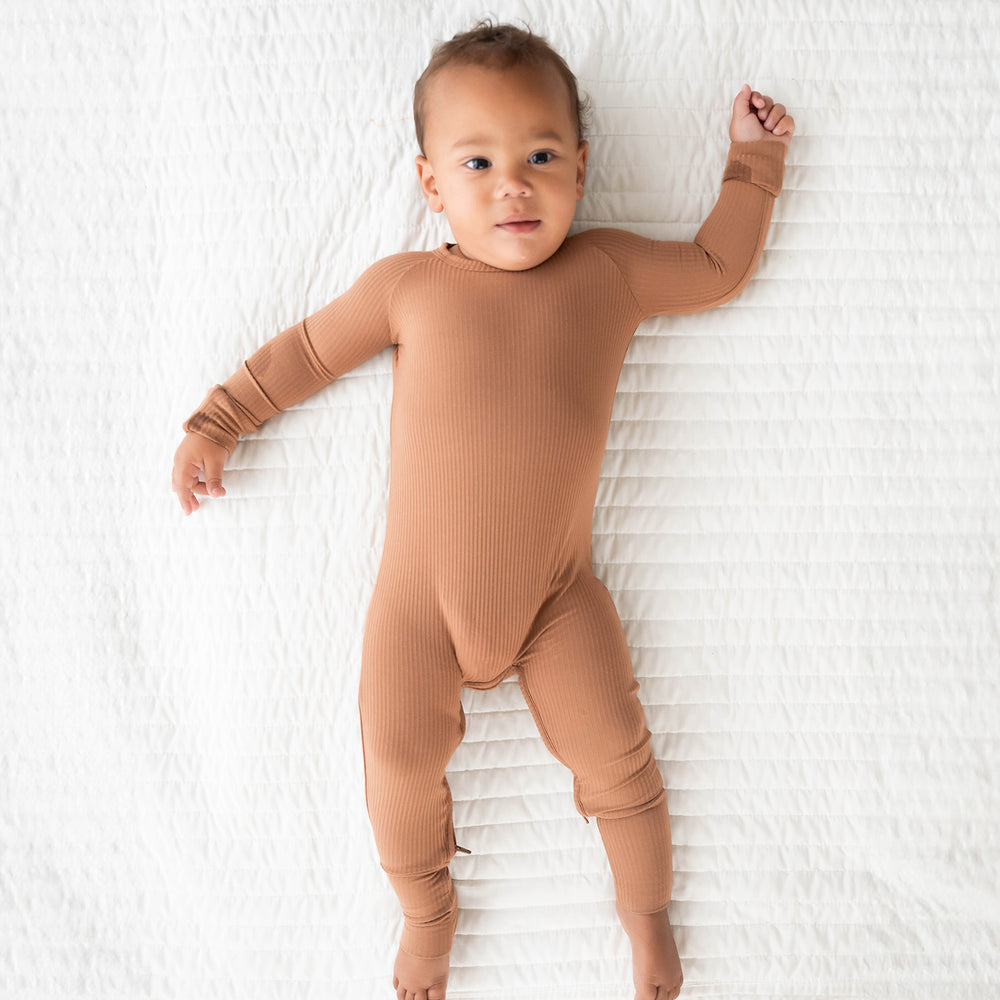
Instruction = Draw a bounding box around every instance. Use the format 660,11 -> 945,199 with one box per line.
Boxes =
423,61 -> 576,134
433,57 -> 557,84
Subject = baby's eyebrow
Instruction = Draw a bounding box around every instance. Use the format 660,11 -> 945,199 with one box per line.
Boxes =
450,129 -> 566,150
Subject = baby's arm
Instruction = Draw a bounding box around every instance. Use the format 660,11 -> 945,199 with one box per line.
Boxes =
172,252 -> 424,516
579,85 -> 794,318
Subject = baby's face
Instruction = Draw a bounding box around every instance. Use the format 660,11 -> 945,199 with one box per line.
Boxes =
415,62 -> 588,271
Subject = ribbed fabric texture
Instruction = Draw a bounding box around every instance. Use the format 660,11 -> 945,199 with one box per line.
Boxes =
183,139 -> 785,957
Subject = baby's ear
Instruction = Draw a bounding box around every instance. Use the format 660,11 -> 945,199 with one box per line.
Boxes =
415,155 -> 445,213
575,140 -> 589,199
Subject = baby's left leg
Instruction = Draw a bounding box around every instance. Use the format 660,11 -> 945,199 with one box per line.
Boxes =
516,570 -> 682,1000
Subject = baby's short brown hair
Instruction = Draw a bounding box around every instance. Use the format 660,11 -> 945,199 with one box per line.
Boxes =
413,19 -> 591,156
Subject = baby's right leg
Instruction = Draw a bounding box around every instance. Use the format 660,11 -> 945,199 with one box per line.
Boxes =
359,594 -> 467,999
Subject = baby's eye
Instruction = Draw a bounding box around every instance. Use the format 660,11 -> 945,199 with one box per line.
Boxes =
463,157 -> 490,171
529,151 -> 555,165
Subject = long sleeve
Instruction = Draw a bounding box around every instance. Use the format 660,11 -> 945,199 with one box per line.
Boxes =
182,251 -> 426,453
576,140 -> 787,319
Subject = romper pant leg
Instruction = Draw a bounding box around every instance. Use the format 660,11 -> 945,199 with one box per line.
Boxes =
516,570 -> 674,913
359,583 -> 467,958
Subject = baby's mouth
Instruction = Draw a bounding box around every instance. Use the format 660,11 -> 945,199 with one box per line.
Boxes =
497,217 -> 540,234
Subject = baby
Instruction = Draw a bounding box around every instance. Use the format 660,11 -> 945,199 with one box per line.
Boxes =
172,20 -> 793,1000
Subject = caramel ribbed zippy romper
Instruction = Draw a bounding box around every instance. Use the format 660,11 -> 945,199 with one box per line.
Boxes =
184,140 -> 785,959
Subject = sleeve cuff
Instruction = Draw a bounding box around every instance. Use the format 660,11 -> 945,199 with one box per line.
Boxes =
722,140 -> 787,198
181,363 -> 280,453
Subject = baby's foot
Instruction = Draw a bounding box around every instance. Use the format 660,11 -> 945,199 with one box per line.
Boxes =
392,946 -> 450,1000
615,902 -> 683,1000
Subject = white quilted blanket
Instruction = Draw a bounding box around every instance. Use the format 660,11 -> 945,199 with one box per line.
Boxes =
4,1 -> 999,998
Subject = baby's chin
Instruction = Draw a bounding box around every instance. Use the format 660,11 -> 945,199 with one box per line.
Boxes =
459,227 -> 571,271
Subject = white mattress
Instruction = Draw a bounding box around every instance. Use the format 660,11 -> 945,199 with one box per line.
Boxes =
3,0 -> 999,997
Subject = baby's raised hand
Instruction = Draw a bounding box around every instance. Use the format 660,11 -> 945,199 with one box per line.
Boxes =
730,84 -> 794,147
172,432 -> 229,516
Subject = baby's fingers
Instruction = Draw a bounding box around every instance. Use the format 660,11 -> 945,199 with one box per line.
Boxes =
751,91 -> 773,117
774,112 -> 795,137
172,455 -> 226,516
199,452 -> 227,499
762,102 -> 787,131
172,464 -> 201,515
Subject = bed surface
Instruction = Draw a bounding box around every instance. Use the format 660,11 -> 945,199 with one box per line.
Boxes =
3,1 -> 999,997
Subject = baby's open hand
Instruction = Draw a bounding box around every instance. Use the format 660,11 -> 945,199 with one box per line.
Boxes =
730,84 -> 794,147
172,432 -> 229,516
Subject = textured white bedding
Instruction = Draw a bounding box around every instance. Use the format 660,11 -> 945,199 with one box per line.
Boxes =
3,0 -> 999,997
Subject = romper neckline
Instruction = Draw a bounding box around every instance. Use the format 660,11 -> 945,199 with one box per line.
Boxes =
432,244 -> 507,273
431,240 -> 574,273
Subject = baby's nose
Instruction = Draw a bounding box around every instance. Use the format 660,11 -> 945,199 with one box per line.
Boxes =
495,167 -> 531,198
